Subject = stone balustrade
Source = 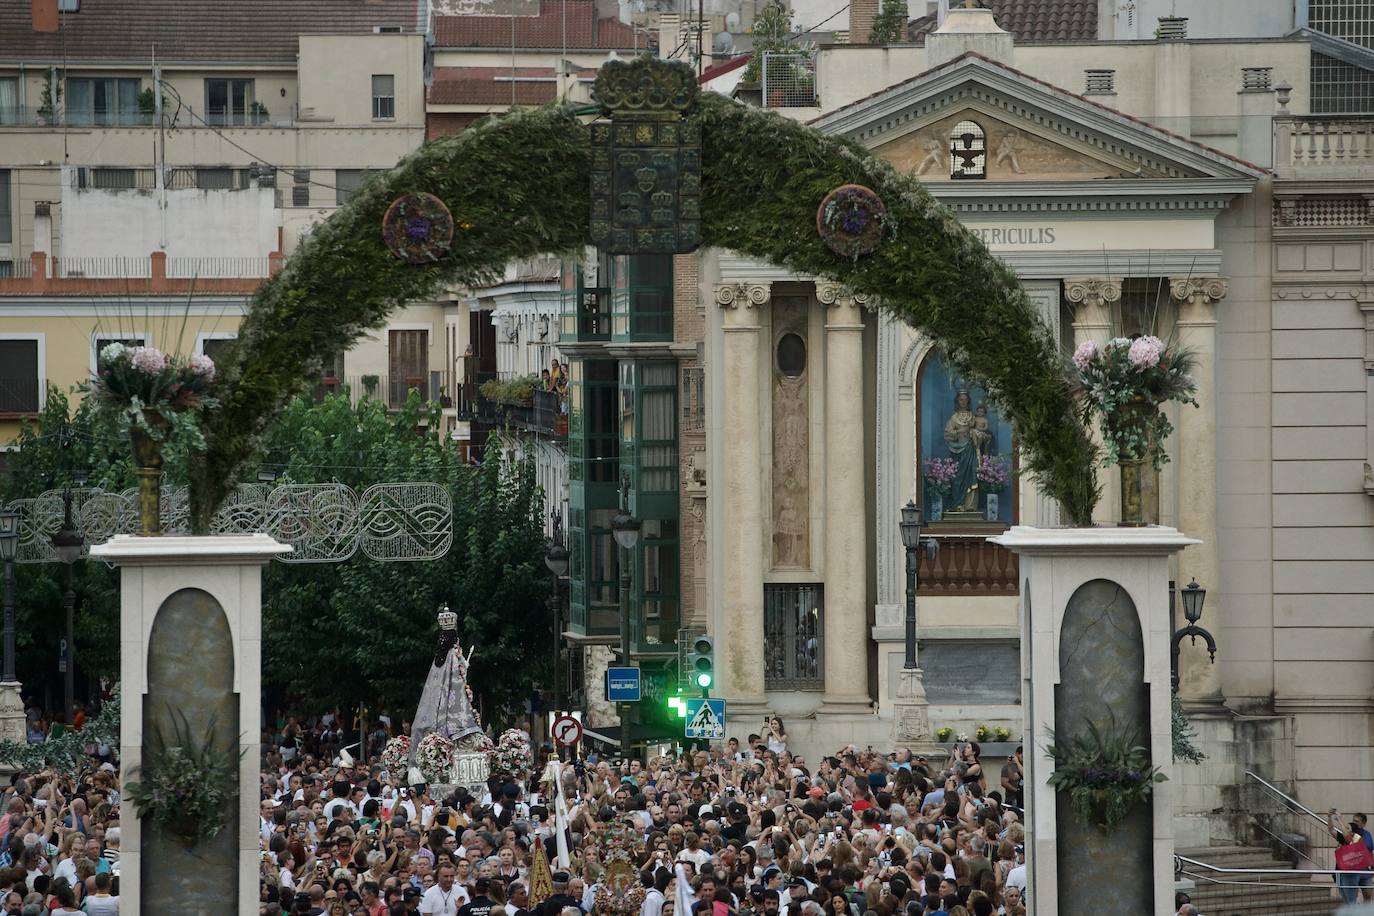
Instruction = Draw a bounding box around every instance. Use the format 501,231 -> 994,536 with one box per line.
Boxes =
1274,115 -> 1374,179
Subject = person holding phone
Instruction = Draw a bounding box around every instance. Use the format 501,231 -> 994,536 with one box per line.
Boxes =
763,719 -> 787,756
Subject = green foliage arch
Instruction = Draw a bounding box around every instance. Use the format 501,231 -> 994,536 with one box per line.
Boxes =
193,86 -> 1098,528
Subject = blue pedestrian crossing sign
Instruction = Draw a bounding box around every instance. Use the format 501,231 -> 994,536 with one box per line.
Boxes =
606,667 -> 642,702
685,698 -> 727,740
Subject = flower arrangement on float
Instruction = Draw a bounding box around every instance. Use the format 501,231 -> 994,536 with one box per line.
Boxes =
416,733 -> 456,784
381,735 -> 411,776
489,728 -> 532,782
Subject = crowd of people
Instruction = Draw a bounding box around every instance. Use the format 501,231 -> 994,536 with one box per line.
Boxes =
252,718 -> 1030,916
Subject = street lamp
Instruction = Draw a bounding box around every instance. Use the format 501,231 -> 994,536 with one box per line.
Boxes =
610,474 -> 640,758
0,511 -> 19,686
544,511 -> 570,720
51,489 -> 84,724
1170,578 -> 1216,693
897,501 -> 939,670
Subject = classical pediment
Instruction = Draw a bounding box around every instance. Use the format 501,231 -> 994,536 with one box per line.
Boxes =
812,52 -> 1266,204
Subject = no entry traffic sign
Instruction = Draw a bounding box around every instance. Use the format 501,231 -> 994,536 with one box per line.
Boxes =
551,714 -> 583,748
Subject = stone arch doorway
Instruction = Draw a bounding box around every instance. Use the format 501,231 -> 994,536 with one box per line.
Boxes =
143,587 -> 240,911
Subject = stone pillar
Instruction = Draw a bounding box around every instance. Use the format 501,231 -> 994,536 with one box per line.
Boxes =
90,534 -> 290,916
1064,278 -> 1121,524
1170,276 -> 1228,712
992,526 -> 1198,916
714,282 -> 769,714
817,282 -> 872,717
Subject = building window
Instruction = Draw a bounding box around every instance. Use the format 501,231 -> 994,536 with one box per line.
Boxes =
387,329 -> 428,408
57,0 -> 79,10
66,78 -> 141,126
292,169 -> 311,207
611,255 -> 673,340
764,584 -> 824,690
0,78 -> 17,125
0,170 -> 10,244
1311,51 -> 1374,113
204,78 -> 256,126
372,75 -> 395,120
0,339 -> 41,414
335,169 -> 380,205
949,120 -> 986,180
917,351 -> 1014,526
196,334 -> 236,364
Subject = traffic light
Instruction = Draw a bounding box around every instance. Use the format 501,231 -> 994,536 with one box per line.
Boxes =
668,694 -> 689,718
686,634 -> 714,691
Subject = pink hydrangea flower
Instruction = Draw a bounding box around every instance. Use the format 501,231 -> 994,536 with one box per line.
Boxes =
129,346 -> 168,374
1072,340 -> 1099,370
190,353 -> 216,381
1128,335 -> 1163,369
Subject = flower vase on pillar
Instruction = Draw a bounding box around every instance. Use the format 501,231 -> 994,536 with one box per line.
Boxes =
1072,335 -> 1198,527
93,342 -> 219,536
130,414 -> 169,536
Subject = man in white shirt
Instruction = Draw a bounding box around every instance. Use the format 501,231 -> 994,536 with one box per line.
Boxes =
1005,845 -> 1027,898
421,863 -> 463,916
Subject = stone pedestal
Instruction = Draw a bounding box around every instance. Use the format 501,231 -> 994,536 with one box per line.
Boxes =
990,526 -> 1197,916
0,682 -> 26,770
890,667 -> 931,744
90,534 -> 290,916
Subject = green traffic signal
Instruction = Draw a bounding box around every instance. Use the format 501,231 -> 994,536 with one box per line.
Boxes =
695,671 -> 713,689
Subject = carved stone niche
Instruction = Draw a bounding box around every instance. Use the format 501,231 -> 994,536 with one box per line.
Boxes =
771,295 -> 811,570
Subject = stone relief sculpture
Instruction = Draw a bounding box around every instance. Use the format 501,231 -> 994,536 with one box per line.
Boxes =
914,136 -> 944,176
995,129 -> 1025,174
771,298 -> 810,568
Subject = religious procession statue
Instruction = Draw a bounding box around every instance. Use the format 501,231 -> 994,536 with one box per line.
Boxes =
406,605 -> 492,795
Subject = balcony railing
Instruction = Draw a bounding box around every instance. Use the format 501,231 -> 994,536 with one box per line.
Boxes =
917,534 -> 1019,596
474,387 -> 568,438
325,373 -> 451,410
0,252 -> 281,295
1274,115 -> 1374,178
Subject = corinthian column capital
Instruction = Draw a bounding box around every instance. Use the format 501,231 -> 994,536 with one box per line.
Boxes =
1063,277 -> 1123,311
1169,276 -> 1229,306
715,281 -> 771,309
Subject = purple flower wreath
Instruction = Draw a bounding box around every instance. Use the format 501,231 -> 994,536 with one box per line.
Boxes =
816,184 -> 886,258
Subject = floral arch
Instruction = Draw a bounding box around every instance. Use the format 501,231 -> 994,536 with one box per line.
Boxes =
188,61 -> 1099,530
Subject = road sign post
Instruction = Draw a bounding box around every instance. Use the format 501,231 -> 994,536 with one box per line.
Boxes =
685,698 -> 726,741
551,714 -> 583,754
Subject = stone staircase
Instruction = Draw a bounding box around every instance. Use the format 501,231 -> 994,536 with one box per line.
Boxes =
1176,845 -> 1343,916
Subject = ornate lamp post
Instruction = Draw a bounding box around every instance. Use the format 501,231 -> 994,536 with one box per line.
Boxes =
893,500 -> 938,743
51,489 -> 84,724
610,474 -> 641,757
1170,578 -> 1215,693
0,510 -> 22,746
544,510 -> 570,719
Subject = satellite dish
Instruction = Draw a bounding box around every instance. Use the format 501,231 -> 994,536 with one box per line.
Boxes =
713,30 -> 735,53
725,10 -> 741,30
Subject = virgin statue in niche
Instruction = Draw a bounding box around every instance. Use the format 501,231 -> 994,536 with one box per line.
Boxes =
944,389 -> 991,511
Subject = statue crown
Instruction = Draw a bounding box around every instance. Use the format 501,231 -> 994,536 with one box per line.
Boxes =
438,606 -> 458,631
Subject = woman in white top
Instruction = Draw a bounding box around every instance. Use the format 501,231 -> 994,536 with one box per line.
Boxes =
765,718 -> 788,756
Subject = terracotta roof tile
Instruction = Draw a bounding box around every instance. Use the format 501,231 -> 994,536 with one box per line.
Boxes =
434,0 -> 641,49
908,0 -> 1097,44
429,77 -> 558,105
0,0 -> 422,64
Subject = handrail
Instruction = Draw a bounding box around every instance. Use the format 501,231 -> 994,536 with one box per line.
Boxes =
1250,818 -> 1323,867
1175,854 -> 1340,878
1244,769 -> 1328,826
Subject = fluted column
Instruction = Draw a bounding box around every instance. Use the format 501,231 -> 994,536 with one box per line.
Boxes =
1171,276 -> 1227,712
715,281 -> 770,711
1064,278 -> 1122,525
817,281 -> 873,716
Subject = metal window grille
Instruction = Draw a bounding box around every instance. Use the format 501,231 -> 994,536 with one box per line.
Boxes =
1311,51 -> 1374,113
761,51 -> 817,108
949,120 -> 986,179
1084,69 -> 1115,93
1309,0 -> 1374,48
764,584 -> 824,690
1155,16 -> 1187,39
292,169 -> 310,207
1242,67 -> 1273,91
680,365 -> 705,432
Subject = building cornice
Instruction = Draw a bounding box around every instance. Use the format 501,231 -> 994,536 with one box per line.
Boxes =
929,179 -> 1250,214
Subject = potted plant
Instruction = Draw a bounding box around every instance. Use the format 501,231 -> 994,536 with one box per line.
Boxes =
124,710 -> 242,845
1046,717 -> 1165,831
934,726 -> 953,743
92,343 -> 217,534
922,457 -> 957,522
38,70 -> 62,125
1072,335 -> 1196,525
249,100 -> 270,126
975,454 -> 1009,521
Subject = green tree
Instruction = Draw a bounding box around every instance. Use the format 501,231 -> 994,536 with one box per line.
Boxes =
869,0 -> 908,45
742,0 -> 794,85
1,388 -> 552,729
